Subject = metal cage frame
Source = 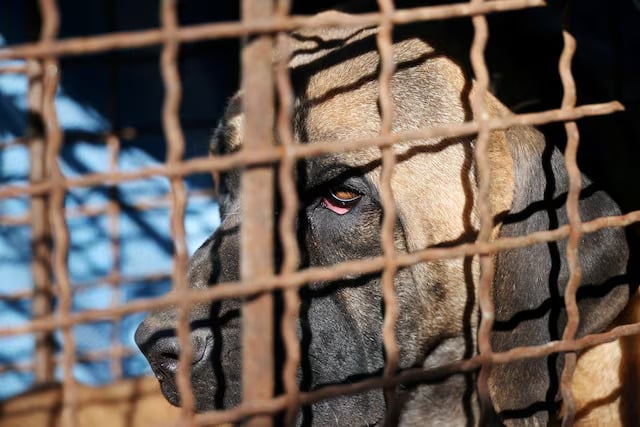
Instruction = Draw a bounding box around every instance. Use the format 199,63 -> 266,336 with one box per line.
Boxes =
0,0 -> 638,426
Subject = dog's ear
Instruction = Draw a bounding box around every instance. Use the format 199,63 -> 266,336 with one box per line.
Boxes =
210,94 -> 244,217
486,128 -> 515,236
469,87 -> 516,237
488,125 -> 634,425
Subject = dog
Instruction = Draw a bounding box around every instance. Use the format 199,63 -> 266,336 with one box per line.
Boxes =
135,11 -> 637,425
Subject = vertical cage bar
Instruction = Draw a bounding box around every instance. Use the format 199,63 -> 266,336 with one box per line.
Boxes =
274,0 -> 301,425
107,134 -> 123,380
38,0 -> 77,425
160,0 -> 195,424
375,0 -> 400,418
558,27 -> 583,427
27,58 -> 55,385
241,1 -> 276,425
469,1 -> 497,423
105,2 -> 123,381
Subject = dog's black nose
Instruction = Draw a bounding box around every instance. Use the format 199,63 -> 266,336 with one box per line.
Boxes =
135,319 -> 210,379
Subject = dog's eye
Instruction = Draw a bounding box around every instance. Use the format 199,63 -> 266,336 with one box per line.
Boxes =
321,187 -> 361,215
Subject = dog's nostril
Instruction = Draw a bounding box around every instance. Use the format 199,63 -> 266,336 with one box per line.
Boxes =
147,333 -> 211,376
152,340 -> 180,375
160,351 -> 180,365
160,351 -> 179,362
135,319 -> 212,374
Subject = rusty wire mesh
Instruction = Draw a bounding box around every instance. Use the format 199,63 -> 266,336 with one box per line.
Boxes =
0,0 -> 638,426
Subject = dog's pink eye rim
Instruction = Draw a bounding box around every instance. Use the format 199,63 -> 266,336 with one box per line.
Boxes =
321,188 -> 361,215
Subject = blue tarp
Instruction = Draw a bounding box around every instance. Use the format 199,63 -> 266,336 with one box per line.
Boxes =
0,0 -> 235,399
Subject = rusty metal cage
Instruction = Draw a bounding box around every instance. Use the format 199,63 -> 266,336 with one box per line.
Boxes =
0,0 -> 638,426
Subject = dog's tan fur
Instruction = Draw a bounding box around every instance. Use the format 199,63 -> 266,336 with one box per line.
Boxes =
570,291 -> 640,426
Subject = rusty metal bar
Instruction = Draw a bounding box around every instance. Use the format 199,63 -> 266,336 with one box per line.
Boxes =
274,0 -> 301,424
1,271 -> 172,303
0,136 -> 30,149
106,135 -> 123,380
0,101 -> 623,201
0,0 -> 545,61
375,0 -> 401,418
1,289 -> 46,302
0,121 -> 210,148
159,0 -> 195,424
2,209 -> 639,338
469,0 -> 497,422
1,124 -> 202,149
26,58 -> 55,385
0,64 -> 28,74
38,0 -> 77,426
558,28 -> 583,427
0,189 -> 214,226
0,346 -> 139,374
240,2 -> 276,426
1,133 -> 103,150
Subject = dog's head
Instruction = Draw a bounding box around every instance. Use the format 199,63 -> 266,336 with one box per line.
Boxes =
135,13 -> 632,426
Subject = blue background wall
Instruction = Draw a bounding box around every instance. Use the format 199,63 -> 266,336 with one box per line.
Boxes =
0,0 -> 239,399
